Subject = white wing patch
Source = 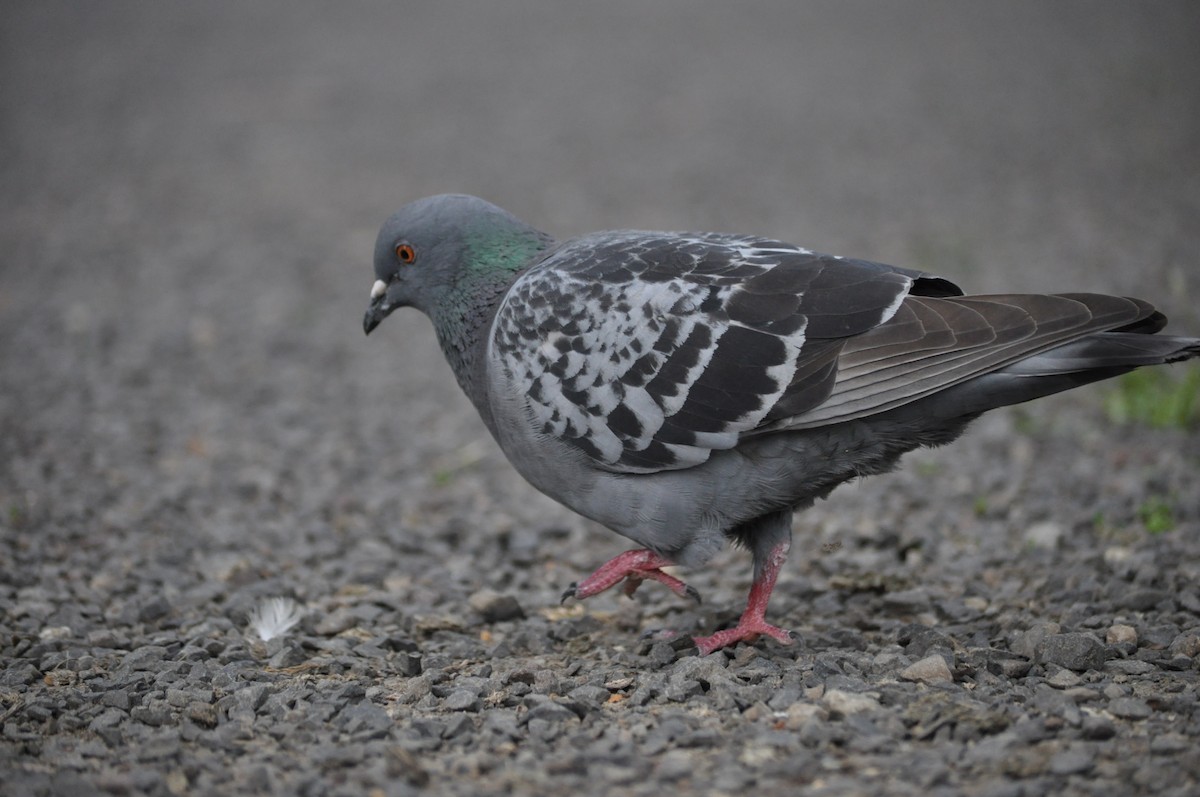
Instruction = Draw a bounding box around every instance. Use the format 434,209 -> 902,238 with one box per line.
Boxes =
486,231 -> 918,474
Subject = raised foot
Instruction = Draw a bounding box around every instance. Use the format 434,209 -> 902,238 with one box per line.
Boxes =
561,549 -> 701,604
693,619 -> 793,656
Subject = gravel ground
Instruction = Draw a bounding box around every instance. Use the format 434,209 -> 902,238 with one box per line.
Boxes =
3,3 -> 1200,796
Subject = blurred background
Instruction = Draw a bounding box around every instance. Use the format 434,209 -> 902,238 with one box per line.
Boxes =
1,0 -> 1197,609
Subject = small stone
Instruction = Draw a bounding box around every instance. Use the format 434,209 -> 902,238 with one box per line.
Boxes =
120,645 -> 170,672
1168,631 -> 1200,658
138,597 -> 171,623
396,652 -> 423,677
1061,686 -> 1097,703
1102,684 -> 1127,700
1141,625 -> 1179,650
665,678 -> 703,702
88,709 -> 127,731
766,685 -> 803,710
235,684 -> 270,712
1106,624 -> 1137,646
524,699 -> 578,724
784,702 -> 828,730
39,626 -> 73,641
1037,633 -> 1105,672
1117,589 -> 1168,612
823,689 -> 880,716
1105,659 -> 1156,675
165,689 -> 191,708
568,685 -> 612,708
186,703 -> 218,728
899,625 -> 953,658
1102,546 -> 1132,566
1107,697 -> 1152,720
340,703 -> 392,737
443,690 -> 481,713
900,654 -> 954,684
1150,734 -> 1189,755
884,589 -> 932,612
1024,521 -> 1063,550
1010,622 -> 1061,659
646,641 -> 677,666
975,780 -> 1022,797
443,714 -> 474,739
267,644 -> 307,668
130,703 -> 172,727
1045,668 -> 1082,689
656,749 -> 696,781
987,654 -> 1032,679
1048,746 -> 1094,776
1080,713 -> 1116,740
313,607 -> 359,636
797,717 -> 832,748
102,691 -> 132,711
468,590 -> 525,623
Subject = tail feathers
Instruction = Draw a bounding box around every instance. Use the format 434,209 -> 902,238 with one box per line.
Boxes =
877,330 -> 1198,425
1000,332 -> 1200,376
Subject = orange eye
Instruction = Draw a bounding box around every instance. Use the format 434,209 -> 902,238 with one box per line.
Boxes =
395,243 -> 416,264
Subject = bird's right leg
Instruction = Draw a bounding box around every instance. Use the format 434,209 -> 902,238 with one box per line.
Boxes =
561,549 -> 701,604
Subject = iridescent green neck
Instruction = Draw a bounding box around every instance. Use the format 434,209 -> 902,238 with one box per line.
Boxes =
462,222 -> 552,282
430,221 -> 553,427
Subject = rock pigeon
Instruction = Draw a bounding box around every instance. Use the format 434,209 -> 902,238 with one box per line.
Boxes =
363,194 -> 1200,655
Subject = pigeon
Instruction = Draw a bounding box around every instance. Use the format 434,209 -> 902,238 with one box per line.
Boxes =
363,194 -> 1199,655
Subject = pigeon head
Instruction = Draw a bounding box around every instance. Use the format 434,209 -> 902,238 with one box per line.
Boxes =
363,194 -> 550,335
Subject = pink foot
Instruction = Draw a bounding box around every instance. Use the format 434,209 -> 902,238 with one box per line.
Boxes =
693,619 -> 792,656
562,549 -> 701,604
692,540 -> 794,655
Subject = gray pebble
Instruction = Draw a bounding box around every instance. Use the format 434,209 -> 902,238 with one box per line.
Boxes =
664,678 -> 703,702
339,702 -> 393,737
1118,588 -> 1169,612
1080,713 -> 1116,740
523,697 -> 579,724
1010,622 -> 1061,659
119,646 -> 170,673
101,690 -> 132,711
443,689 -> 481,712
1037,633 -> 1106,672
468,589 -> 526,623
568,684 -> 611,708
1107,697 -> 1152,720
1105,659 -> 1157,675
266,644 -> 308,669
1048,745 -> 1094,776
900,654 -> 954,684
313,607 -> 360,636
1150,734 -> 1190,755
396,651 -> 423,677
235,684 -> 270,712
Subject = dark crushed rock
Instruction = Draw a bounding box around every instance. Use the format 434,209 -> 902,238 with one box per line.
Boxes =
1037,633 -> 1108,672
3,3 -> 1200,797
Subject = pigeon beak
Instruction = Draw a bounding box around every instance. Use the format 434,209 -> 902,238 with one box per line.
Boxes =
363,279 -> 391,335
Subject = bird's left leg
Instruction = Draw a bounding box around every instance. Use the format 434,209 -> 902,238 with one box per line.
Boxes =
693,511 -> 794,655
561,549 -> 701,604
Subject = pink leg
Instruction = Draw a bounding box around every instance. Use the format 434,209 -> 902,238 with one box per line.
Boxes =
692,541 -> 793,655
562,549 -> 701,604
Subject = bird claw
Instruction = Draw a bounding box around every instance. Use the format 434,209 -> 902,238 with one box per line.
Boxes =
563,549 -> 699,605
560,583 -> 578,605
693,621 -> 795,656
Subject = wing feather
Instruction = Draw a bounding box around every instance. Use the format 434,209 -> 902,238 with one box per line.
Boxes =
490,232 -> 929,473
